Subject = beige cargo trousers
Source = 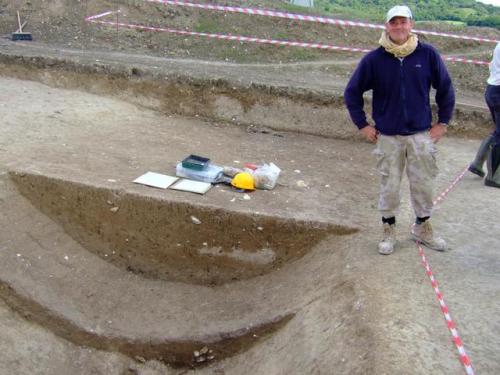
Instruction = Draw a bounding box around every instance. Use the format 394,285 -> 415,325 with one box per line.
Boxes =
374,132 -> 438,219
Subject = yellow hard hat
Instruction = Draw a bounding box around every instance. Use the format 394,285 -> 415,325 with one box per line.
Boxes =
231,172 -> 255,190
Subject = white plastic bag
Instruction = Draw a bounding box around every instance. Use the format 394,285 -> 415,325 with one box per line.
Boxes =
253,163 -> 281,190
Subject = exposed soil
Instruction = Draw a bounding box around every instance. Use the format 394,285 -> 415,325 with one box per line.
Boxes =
11,171 -> 356,285
1,1 -> 500,375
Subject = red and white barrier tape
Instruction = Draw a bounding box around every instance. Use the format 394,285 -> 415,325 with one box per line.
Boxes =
145,0 -> 500,44
85,11 -> 489,66
445,57 -> 489,66
86,15 -> 372,53
442,56 -> 487,66
417,244 -> 474,375
434,167 -> 469,206
416,166 -> 474,375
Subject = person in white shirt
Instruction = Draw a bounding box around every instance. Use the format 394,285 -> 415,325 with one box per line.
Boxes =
468,42 -> 500,188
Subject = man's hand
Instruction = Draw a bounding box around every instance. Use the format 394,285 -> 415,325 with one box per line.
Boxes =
429,123 -> 447,143
360,125 -> 378,143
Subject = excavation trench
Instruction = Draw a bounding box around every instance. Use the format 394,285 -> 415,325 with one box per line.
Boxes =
10,171 -> 358,285
1,170 -> 360,367
0,51 -> 494,140
0,69 -> 380,371
0,279 -> 295,368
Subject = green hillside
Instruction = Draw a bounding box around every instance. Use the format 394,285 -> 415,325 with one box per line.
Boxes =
314,0 -> 500,27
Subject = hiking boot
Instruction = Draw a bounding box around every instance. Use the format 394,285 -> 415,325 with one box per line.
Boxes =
469,134 -> 494,178
378,223 -> 396,255
411,221 -> 446,251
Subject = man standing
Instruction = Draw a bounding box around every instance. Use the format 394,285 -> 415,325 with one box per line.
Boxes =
344,5 -> 455,255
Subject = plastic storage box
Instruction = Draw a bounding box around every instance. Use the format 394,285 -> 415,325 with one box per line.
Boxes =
176,163 -> 223,183
181,155 -> 210,171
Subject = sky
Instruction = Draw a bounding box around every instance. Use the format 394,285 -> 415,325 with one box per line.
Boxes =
476,0 -> 500,6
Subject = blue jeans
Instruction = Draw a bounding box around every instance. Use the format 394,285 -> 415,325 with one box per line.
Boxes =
485,84 -> 500,146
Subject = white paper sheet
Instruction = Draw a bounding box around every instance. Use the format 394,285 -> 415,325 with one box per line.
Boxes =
169,179 -> 212,194
133,172 -> 178,189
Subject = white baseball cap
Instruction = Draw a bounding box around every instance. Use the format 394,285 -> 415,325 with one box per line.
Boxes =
386,5 -> 413,23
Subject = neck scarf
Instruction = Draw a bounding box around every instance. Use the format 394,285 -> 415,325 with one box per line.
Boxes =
379,31 -> 418,58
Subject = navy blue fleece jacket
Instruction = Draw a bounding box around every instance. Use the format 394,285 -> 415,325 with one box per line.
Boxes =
344,42 -> 455,135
